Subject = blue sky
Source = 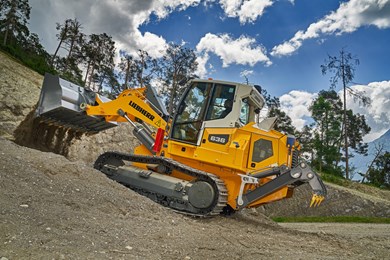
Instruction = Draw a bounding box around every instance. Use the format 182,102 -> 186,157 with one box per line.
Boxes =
28,0 -> 390,141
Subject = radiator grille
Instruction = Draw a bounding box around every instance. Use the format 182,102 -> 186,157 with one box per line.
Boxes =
291,150 -> 299,168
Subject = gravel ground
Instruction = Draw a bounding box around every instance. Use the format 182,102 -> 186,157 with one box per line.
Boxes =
280,223 -> 390,238
1,137 -> 390,260
1,50 -> 389,260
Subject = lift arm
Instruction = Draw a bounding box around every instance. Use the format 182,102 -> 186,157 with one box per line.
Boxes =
84,88 -> 168,131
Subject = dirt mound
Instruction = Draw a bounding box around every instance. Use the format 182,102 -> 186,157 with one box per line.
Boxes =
262,182 -> 390,218
0,51 -> 139,164
0,52 -> 42,140
13,109 -> 82,156
1,50 -> 390,259
13,108 -> 139,164
1,137 -> 389,259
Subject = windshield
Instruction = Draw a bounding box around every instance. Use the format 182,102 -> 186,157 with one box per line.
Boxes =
172,82 -> 212,143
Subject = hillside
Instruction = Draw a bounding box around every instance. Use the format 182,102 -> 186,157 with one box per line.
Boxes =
1,50 -> 389,259
350,129 -> 390,179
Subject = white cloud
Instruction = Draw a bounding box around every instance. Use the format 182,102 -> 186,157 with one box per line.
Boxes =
195,53 -> 210,78
196,33 -> 271,77
240,69 -> 254,78
29,0 -> 201,59
279,90 -> 317,130
29,0 -> 274,77
271,0 -> 390,56
279,81 -> 390,142
219,0 -> 274,24
344,81 -> 390,142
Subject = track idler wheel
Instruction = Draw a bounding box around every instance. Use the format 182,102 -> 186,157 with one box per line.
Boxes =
187,181 -> 216,209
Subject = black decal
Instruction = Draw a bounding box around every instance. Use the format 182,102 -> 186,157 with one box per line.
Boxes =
208,134 -> 229,145
128,101 -> 155,121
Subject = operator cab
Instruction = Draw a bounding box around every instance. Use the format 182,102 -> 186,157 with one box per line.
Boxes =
171,79 -> 265,144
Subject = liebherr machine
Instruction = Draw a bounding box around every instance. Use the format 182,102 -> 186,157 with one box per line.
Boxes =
36,74 -> 327,216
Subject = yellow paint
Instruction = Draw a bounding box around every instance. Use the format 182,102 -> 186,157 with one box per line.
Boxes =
83,87 -> 308,210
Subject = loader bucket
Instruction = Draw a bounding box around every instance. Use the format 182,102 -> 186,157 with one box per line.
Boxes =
35,73 -> 117,133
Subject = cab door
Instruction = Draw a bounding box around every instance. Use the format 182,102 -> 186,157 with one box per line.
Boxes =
248,134 -> 278,170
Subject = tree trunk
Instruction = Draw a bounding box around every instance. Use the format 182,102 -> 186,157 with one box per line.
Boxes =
84,61 -> 91,86
51,39 -> 63,65
3,27 -> 9,46
88,64 -> 95,89
361,145 -> 384,183
168,73 -> 177,115
125,59 -> 130,89
3,1 -> 17,46
68,39 -> 74,59
342,52 -> 349,179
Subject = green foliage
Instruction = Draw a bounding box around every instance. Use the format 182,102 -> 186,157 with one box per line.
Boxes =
320,172 -> 347,186
51,19 -> 85,84
309,90 -> 343,173
366,152 -> 390,188
0,39 -> 55,75
157,43 -> 198,114
118,50 -> 157,91
346,111 -> 370,155
309,89 -> 370,178
0,0 -> 31,46
256,85 -> 296,134
296,125 -> 314,160
0,0 -> 56,75
55,57 -> 84,86
83,33 -> 116,91
320,48 -> 371,179
272,216 -> 390,223
268,107 -> 296,134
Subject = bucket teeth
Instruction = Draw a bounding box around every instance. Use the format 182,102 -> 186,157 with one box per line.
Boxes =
310,194 -> 325,207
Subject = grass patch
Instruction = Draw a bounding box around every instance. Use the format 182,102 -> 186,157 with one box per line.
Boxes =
320,173 -> 348,186
272,216 -> 390,224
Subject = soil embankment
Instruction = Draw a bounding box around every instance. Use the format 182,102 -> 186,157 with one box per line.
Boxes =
1,50 -> 389,259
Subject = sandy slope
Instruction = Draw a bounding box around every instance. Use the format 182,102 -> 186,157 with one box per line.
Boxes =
1,137 -> 389,259
1,50 -> 389,259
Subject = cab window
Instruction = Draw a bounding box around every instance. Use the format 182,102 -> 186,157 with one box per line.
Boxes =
240,99 -> 250,125
206,84 -> 236,120
172,82 -> 212,143
252,139 -> 273,163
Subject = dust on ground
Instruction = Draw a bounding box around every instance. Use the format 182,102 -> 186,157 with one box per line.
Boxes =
1,50 -> 390,259
262,180 -> 390,218
279,223 -> 390,238
1,137 -> 389,260
0,51 -> 139,163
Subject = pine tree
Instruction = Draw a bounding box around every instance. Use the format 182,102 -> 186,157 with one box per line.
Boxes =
83,33 -> 116,91
0,0 -> 31,46
255,85 -> 296,134
321,48 -> 370,179
118,53 -> 137,90
157,43 -> 198,115
366,152 -> 390,188
52,18 -> 85,84
309,90 -> 370,176
310,90 -> 343,174
118,50 -> 157,91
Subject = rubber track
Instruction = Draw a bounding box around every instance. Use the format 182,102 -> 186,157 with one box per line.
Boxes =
94,151 -> 228,217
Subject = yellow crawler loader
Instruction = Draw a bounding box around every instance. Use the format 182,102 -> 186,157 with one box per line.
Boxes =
36,74 -> 326,216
